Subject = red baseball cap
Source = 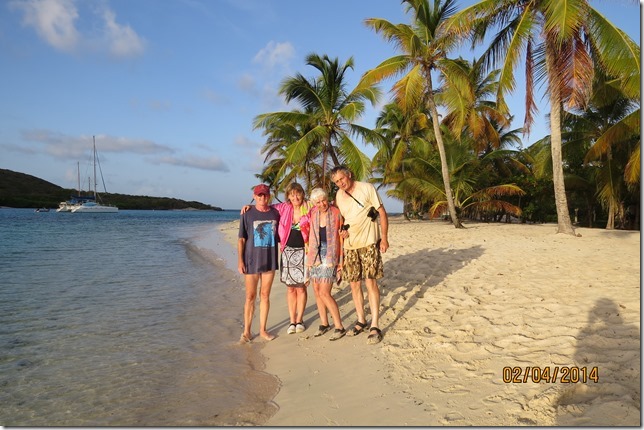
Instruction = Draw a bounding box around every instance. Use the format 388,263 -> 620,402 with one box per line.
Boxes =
253,184 -> 270,195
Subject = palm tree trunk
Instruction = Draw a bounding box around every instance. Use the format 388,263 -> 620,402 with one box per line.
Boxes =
324,135 -> 343,189
606,201 -> 616,229
426,76 -> 462,228
321,136 -> 329,189
606,199 -> 617,230
429,103 -> 462,228
549,92 -> 576,235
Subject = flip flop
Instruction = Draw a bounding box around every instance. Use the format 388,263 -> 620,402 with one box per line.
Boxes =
348,320 -> 367,336
367,327 -> 382,344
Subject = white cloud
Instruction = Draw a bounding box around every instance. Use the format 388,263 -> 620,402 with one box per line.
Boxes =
96,134 -> 173,154
11,0 -> 80,52
10,0 -> 145,59
252,41 -> 294,69
17,129 -> 174,158
155,155 -> 230,172
100,7 -> 145,58
244,42 -> 296,110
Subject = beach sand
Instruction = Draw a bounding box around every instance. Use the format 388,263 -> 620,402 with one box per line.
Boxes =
218,217 -> 640,426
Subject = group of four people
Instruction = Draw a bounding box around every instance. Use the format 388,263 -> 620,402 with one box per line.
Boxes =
237,166 -> 389,345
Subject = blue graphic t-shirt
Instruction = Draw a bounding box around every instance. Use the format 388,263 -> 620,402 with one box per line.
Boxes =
253,219 -> 278,247
239,206 -> 280,274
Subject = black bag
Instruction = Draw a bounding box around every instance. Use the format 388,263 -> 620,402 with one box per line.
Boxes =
346,190 -> 379,222
367,207 -> 379,222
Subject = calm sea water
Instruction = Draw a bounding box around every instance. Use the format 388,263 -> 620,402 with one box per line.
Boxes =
0,208 -> 279,426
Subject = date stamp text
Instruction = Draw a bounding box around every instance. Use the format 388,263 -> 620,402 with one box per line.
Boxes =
502,366 -> 599,383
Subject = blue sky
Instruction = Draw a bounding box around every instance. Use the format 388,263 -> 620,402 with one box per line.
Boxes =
0,0 -> 640,211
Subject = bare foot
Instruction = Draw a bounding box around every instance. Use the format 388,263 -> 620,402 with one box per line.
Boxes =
260,331 -> 275,341
239,333 -> 252,344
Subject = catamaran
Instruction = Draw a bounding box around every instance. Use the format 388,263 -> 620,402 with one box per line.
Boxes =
71,136 -> 118,213
56,162 -> 95,212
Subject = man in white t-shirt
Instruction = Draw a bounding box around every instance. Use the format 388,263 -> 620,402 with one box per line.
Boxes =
330,166 -> 389,344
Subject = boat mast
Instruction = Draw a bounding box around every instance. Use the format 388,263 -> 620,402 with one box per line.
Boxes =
93,135 -> 97,200
77,161 -> 80,197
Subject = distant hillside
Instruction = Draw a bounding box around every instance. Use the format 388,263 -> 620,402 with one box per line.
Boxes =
0,169 -> 222,210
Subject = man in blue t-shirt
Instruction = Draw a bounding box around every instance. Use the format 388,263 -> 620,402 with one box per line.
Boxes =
237,184 -> 280,342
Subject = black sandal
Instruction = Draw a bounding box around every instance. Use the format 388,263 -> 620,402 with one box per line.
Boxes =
314,324 -> 331,337
348,320 -> 367,336
329,327 -> 346,341
367,327 -> 383,344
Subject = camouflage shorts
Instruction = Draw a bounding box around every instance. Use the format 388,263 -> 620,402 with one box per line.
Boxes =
342,242 -> 383,283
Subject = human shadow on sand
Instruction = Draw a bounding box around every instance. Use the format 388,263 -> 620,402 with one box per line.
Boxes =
300,245 -> 484,335
556,297 -> 640,426
377,245 -> 484,333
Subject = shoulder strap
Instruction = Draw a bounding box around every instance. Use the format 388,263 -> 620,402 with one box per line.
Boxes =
344,190 -> 364,208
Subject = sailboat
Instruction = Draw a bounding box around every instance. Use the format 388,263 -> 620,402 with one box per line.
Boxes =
56,161 -> 95,212
71,136 -> 119,213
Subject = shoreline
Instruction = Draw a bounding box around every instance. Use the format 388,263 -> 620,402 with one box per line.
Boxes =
217,217 -> 640,426
190,223 -> 280,426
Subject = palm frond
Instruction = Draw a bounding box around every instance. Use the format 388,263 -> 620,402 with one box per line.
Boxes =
463,199 -> 523,217
585,109 -> 640,162
336,134 -> 372,180
542,0 -> 586,42
358,55 -> 411,89
392,65 -> 426,113
587,7 -> 640,100
624,144 -> 640,187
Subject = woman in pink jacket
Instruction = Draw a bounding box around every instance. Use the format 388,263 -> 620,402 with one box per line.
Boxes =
272,183 -> 312,334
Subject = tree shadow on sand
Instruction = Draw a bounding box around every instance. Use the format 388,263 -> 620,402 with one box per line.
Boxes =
307,246 -> 484,334
556,298 -> 640,426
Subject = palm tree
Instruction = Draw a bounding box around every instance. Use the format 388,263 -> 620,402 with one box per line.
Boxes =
253,54 -> 382,191
438,56 -> 511,154
371,102 -> 432,217
396,130 -> 526,220
359,0 -> 464,228
447,0 -> 640,235
257,109 -> 323,192
570,70 -> 640,229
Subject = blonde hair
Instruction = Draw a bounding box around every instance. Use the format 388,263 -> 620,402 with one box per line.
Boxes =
284,182 -> 305,199
310,187 -> 327,203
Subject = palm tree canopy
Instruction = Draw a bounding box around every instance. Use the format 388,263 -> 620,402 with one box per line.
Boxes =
253,53 -> 382,190
438,56 -> 511,149
446,0 -> 640,134
359,0 -> 461,114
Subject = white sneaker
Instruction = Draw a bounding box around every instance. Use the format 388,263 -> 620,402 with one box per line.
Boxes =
295,322 -> 306,333
287,323 -> 296,334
